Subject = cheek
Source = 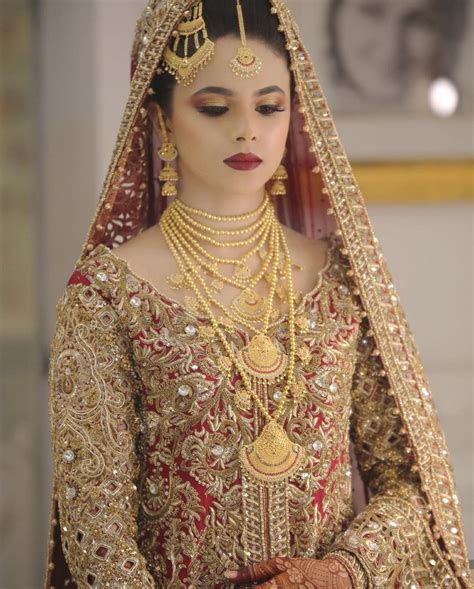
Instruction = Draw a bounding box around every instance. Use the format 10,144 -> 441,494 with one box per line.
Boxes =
173,115 -> 222,158
263,114 -> 291,152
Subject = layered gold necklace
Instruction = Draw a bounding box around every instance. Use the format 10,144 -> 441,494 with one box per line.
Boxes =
159,194 -> 307,486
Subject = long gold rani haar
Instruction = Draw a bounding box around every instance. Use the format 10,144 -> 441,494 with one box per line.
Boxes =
159,201 -> 307,485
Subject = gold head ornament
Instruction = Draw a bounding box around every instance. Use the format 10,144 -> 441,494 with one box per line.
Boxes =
160,0 -> 262,83
162,0 -> 215,85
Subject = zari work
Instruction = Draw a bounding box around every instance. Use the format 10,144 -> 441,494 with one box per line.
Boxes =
47,238 -> 468,588
44,0 -> 471,587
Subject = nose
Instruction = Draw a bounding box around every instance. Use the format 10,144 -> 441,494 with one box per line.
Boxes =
233,113 -> 257,143
235,132 -> 257,142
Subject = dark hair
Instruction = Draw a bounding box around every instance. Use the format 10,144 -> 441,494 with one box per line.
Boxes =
149,0 -> 293,116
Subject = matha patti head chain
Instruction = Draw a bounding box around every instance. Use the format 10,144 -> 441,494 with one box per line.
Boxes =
156,0 -> 286,199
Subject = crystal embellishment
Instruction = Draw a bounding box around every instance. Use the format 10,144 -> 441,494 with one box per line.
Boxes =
62,449 -> 76,463
329,382 -> 338,394
65,486 -> 77,500
211,445 -> 224,457
96,271 -> 108,282
149,483 -> 159,495
178,384 -> 192,396
130,296 -> 141,308
273,390 -> 282,401
185,324 -> 197,336
420,387 -> 430,398
308,317 -> 318,330
312,440 -> 323,452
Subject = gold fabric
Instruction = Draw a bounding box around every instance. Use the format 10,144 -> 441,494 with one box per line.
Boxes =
44,1 -> 471,587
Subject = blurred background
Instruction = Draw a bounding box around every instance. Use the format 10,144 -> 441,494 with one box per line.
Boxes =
0,0 -> 472,586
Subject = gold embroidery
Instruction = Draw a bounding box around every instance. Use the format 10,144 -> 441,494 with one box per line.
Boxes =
46,238 -> 470,588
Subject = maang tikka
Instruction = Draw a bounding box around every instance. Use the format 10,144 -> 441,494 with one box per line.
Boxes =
229,0 -> 263,77
160,0 -> 261,83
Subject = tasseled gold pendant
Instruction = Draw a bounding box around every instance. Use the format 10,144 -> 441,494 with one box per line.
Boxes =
237,333 -> 287,380
230,46 -> 262,77
232,288 -> 266,320
239,420 -> 307,484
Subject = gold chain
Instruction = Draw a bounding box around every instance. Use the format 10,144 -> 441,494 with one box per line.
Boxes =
160,214 -> 297,425
175,192 -> 268,221
160,212 -> 281,334
163,209 -> 277,289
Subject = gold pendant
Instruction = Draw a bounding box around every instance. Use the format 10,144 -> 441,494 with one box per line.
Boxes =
230,46 -> 262,78
234,263 -> 251,279
237,334 -> 287,380
239,420 -> 307,484
166,273 -> 185,289
232,288 -> 265,319
210,278 -> 224,292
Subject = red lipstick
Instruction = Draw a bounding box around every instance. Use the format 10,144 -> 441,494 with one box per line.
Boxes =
224,152 -> 262,171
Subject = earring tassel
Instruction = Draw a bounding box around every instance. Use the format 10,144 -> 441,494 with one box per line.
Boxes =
159,163 -> 178,197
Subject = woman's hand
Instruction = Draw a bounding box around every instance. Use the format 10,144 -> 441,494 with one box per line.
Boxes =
224,556 -> 353,588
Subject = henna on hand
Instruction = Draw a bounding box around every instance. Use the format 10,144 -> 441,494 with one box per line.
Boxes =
224,556 -> 353,588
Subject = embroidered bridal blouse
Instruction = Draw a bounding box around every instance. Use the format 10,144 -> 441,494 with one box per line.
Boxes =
48,234 -> 456,588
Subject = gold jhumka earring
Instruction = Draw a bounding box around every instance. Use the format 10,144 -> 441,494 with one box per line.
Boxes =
269,163 -> 288,197
270,164 -> 288,196
156,107 -> 178,197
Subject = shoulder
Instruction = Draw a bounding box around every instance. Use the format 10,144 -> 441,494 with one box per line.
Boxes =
110,223 -> 176,281
110,224 -> 164,268
280,224 -> 331,268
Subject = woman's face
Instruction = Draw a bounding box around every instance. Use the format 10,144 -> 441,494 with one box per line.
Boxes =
156,35 -> 292,197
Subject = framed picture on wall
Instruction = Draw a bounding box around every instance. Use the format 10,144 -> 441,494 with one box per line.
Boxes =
287,0 -> 473,202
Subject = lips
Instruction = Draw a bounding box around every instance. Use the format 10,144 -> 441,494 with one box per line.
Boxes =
225,152 -> 262,163
224,152 -> 262,171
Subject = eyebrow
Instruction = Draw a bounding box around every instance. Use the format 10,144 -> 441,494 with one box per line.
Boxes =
191,85 -> 286,97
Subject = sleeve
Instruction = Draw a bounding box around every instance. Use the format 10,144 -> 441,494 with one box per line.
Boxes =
48,282 -> 155,588
323,316 -> 462,589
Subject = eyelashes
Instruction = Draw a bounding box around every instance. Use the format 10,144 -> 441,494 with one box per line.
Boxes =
197,105 -> 286,117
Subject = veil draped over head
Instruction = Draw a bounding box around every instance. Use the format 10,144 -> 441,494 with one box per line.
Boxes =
45,0 -> 471,587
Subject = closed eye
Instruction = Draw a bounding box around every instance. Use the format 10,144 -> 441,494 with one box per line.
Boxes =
198,105 -> 286,117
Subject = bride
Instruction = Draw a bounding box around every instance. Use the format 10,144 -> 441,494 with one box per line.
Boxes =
44,1 -> 471,588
